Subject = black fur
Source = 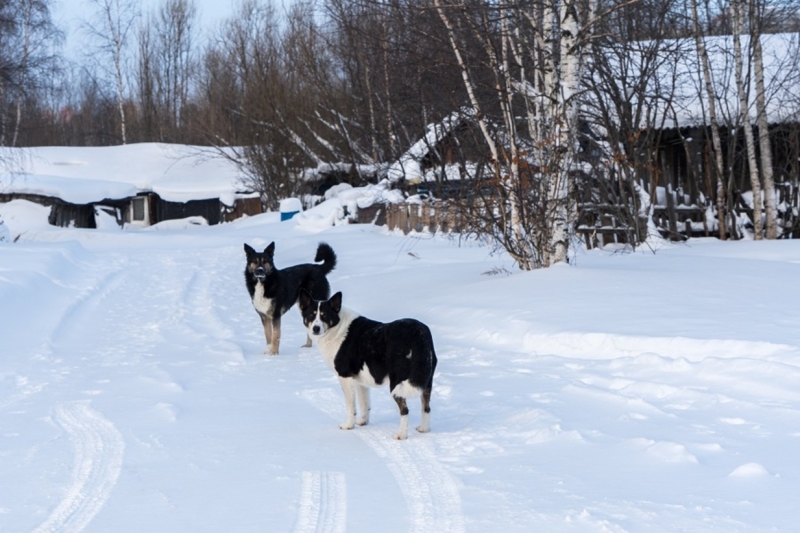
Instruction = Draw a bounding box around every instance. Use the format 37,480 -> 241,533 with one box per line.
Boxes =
331,315 -> 436,393
244,242 -> 336,354
299,290 -> 437,439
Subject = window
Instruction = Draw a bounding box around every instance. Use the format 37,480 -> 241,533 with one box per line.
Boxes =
131,197 -> 147,224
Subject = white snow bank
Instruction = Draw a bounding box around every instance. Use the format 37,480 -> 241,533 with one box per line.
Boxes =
729,463 -> 770,478
0,199 -> 51,236
521,331 -> 795,362
293,180 -> 405,232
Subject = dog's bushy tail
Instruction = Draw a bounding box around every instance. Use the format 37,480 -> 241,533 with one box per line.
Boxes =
315,242 -> 337,275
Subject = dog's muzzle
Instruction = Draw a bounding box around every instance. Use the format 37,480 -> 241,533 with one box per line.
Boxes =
254,266 -> 267,280
312,325 -> 322,335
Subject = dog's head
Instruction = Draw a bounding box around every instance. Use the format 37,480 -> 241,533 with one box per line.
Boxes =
299,289 -> 342,337
244,242 -> 275,282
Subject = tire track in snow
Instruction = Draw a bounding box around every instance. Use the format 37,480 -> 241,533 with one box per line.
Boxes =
302,389 -> 465,533
32,402 -> 125,533
292,471 -> 347,533
179,252 -> 244,358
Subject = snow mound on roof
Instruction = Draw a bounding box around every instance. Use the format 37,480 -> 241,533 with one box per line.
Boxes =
0,143 -> 252,203
1,173 -> 138,204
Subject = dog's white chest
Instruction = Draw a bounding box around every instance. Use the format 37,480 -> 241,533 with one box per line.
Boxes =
251,283 -> 274,315
315,309 -> 357,370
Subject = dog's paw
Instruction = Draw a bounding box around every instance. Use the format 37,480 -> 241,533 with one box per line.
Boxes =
416,425 -> 430,433
357,417 -> 369,426
339,422 -> 355,430
393,432 -> 408,441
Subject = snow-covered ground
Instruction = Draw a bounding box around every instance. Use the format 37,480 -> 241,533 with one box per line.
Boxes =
2,195 -> 800,532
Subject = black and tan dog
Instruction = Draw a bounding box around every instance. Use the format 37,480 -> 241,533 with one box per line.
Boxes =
299,289 -> 437,440
244,242 -> 336,355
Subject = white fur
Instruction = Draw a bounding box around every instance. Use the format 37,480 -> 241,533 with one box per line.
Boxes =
391,379 -> 423,399
418,410 -> 430,433
311,308 -> 382,430
357,363 -> 388,387
310,306 -> 429,437
337,376 -> 357,430
251,282 -> 274,316
356,385 -> 370,426
395,415 -> 409,440
311,307 -> 359,370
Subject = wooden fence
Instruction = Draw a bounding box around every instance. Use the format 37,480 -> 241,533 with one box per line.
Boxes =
356,183 -> 800,244
357,201 -> 469,234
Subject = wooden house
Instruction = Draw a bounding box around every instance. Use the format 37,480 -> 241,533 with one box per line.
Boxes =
0,143 -> 263,229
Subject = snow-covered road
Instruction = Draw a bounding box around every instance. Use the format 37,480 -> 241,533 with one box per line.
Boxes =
3,210 -> 800,531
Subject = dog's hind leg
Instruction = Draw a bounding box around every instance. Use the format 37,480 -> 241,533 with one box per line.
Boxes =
417,388 -> 432,433
393,396 -> 409,440
356,385 -> 371,426
337,377 -> 357,430
260,314 -> 272,354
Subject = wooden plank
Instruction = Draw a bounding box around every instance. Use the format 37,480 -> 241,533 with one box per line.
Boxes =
666,188 -> 678,238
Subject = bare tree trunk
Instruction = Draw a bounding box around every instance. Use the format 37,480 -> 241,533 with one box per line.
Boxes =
107,0 -> 128,144
752,27 -> 778,238
732,0 -> 762,238
435,0 -> 535,268
434,0 -> 501,170
382,16 -> 396,157
85,0 -> 137,144
364,61 -> 379,163
114,40 -> 127,144
0,82 -> 6,146
690,0 -> 727,239
548,0 -> 588,265
12,0 -> 32,147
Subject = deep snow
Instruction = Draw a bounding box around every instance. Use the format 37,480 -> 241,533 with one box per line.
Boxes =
2,195 -> 800,532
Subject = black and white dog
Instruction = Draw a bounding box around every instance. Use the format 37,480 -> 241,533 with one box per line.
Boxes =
244,242 -> 336,355
298,290 -> 437,440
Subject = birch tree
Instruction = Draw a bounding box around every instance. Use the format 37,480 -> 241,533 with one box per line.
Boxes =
750,0 -> 778,238
732,0 -> 762,238
689,0 -> 728,239
137,0 -> 197,142
84,0 -> 138,144
0,0 -> 60,147
433,0 -> 598,269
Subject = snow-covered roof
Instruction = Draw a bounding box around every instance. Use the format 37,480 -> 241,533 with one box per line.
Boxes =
387,110 -> 471,184
2,173 -> 138,205
0,143 -> 254,205
592,33 -> 800,129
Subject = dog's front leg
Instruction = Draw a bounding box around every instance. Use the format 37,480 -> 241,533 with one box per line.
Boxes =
338,377 -> 357,430
269,316 -> 281,355
260,313 -> 272,354
302,334 -> 313,348
356,385 -> 371,426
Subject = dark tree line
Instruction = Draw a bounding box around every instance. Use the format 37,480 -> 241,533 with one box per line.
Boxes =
4,0 -> 800,265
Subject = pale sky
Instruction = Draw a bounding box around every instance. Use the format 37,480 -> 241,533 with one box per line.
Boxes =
50,0 -> 243,61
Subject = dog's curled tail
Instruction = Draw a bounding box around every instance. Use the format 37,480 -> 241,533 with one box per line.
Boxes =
315,242 -> 337,274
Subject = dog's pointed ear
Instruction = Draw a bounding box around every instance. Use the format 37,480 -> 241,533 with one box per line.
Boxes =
265,242 -> 275,256
329,292 -> 342,313
244,243 -> 255,257
298,288 -> 312,310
